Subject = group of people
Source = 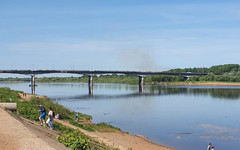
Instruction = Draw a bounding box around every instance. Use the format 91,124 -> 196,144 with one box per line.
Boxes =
37,104 -> 54,130
207,143 -> 215,150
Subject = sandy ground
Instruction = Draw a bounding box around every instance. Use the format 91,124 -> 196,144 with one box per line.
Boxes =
19,93 -> 47,101
0,107 -> 69,150
56,119 -> 174,150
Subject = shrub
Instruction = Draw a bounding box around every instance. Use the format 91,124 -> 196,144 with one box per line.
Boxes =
57,130 -> 91,150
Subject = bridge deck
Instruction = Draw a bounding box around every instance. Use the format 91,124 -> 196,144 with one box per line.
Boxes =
0,70 -> 207,76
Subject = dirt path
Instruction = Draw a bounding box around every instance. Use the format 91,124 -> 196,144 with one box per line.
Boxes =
56,119 -> 174,150
19,93 -> 47,101
0,107 -> 69,150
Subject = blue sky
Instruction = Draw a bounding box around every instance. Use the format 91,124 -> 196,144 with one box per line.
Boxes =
1,0 -> 240,71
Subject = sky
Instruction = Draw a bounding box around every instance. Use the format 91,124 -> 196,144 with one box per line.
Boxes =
1,0 -> 240,72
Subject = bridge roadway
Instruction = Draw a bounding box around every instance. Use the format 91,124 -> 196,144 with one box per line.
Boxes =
0,70 -> 207,95
0,70 -> 207,76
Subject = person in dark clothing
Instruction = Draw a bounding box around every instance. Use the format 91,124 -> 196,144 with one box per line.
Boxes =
75,113 -> 78,121
37,104 -> 46,126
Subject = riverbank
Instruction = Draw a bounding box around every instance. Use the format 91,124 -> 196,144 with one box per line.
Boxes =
56,119 -> 174,150
0,88 -> 175,150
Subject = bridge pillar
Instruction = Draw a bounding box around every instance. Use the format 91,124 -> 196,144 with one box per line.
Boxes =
88,75 -> 93,96
30,75 -> 36,95
139,76 -> 144,93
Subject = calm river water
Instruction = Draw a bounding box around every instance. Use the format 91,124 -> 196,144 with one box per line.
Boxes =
1,82 -> 240,150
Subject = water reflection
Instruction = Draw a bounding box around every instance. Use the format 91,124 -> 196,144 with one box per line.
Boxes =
48,84 -> 240,100
147,86 -> 240,100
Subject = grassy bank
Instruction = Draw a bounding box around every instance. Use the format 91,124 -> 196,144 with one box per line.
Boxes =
0,87 -> 120,150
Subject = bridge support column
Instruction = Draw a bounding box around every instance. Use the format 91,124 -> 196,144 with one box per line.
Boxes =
139,76 -> 144,93
30,75 -> 36,95
88,75 -> 93,96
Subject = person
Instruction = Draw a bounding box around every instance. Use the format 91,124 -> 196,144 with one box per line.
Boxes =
37,104 -> 46,126
207,143 -> 212,150
47,107 -> 54,130
75,113 -> 78,121
56,113 -> 59,119
89,118 -> 92,123
211,146 -> 215,150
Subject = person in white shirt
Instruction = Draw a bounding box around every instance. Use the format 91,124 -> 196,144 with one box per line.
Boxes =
47,107 -> 54,130
207,143 -> 211,150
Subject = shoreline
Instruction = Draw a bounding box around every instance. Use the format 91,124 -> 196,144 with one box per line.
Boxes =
147,82 -> 240,87
55,119 -> 174,150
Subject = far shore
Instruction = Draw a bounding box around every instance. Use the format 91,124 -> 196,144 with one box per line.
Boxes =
147,82 -> 240,87
3,79 -> 240,87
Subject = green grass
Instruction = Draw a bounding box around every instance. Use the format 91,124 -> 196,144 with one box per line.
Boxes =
95,122 -> 121,132
0,87 -> 21,102
68,120 -> 95,132
68,112 -> 92,121
67,120 -> 121,133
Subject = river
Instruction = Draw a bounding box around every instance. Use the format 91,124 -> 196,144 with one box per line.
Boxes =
1,81 -> 240,150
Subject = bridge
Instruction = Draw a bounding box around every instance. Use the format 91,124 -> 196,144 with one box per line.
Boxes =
0,70 -> 207,95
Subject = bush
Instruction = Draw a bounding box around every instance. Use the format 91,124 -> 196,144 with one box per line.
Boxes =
17,102 -> 39,121
57,131 -> 91,150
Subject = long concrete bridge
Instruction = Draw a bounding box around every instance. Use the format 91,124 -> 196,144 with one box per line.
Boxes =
0,70 -> 207,95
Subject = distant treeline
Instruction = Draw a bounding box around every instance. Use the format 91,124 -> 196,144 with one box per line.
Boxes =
35,74 -> 139,84
167,64 -> 240,74
1,64 -> 240,83
166,64 -> 240,82
0,78 -> 30,82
